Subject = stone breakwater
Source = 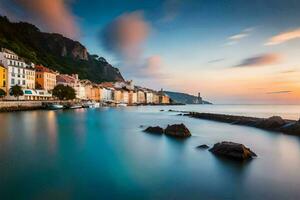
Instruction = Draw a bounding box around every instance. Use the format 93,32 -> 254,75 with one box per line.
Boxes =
0,101 -> 44,112
182,112 -> 300,136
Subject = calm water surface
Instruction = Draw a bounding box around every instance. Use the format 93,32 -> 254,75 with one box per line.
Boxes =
0,105 -> 300,199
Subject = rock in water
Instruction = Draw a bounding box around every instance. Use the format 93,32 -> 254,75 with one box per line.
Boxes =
144,126 -> 164,134
165,124 -> 191,137
209,141 -> 256,160
197,144 -> 210,149
257,116 -> 286,129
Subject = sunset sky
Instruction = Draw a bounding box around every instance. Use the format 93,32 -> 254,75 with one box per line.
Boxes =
1,0 -> 300,104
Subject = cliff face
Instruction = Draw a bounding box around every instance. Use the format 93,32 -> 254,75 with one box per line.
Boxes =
0,16 -> 124,82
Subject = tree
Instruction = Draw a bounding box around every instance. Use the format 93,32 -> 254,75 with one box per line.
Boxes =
9,85 -> 24,100
0,89 -> 6,99
52,85 -> 76,100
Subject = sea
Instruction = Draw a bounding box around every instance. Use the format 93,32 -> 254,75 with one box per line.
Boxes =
0,104 -> 300,199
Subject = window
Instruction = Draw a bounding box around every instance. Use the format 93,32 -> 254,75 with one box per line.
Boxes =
11,79 -> 15,84
22,80 -> 25,85
18,80 -> 20,85
3,80 -> 5,87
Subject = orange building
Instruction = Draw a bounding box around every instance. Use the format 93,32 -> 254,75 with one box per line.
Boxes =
35,65 -> 57,91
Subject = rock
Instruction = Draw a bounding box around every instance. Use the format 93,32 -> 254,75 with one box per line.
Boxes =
177,113 -> 183,116
144,126 -> 164,134
280,122 -> 300,135
257,116 -> 286,129
160,109 -> 164,112
197,144 -> 209,149
165,123 -> 191,137
209,141 -> 256,161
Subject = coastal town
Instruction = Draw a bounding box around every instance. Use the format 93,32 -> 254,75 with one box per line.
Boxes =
0,48 -> 171,109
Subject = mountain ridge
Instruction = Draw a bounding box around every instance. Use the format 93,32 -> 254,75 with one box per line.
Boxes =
0,16 -> 124,82
164,91 -> 212,105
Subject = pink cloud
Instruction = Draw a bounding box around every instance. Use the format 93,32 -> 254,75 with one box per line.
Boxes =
101,11 -> 150,60
11,0 -> 79,39
266,28 -> 300,45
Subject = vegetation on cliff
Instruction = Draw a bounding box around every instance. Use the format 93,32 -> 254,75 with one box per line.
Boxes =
0,16 -> 124,83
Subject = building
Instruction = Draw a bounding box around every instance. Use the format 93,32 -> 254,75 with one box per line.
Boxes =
0,63 -> 7,93
145,91 -> 154,104
100,87 -> 113,102
114,80 -> 134,90
35,65 -> 56,91
90,85 -> 101,101
137,90 -> 146,104
25,63 -> 35,89
0,48 -> 27,90
128,91 -> 137,105
73,81 -> 86,99
121,90 -> 129,104
113,89 -> 122,103
153,93 -> 160,104
56,74 -> 77,87
22,89 -> 52,100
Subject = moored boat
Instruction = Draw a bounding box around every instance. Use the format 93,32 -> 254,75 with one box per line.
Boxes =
45,103 -> 64,110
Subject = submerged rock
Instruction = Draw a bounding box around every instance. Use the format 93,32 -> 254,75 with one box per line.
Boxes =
160,109 -> 164,112
256,116 -> 286,129
209,141 -> 256,161
144,126 -> 164,134
165,123 -> 191,137
197,144 -> 209,149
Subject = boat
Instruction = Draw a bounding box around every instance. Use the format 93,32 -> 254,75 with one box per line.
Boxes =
45,103 -> 64,110
117,103 -> 127,107
82,101 -> 99,108
69,105 -> 83,109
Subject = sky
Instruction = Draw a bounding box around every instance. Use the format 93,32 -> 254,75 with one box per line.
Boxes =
1,0 -> 300,104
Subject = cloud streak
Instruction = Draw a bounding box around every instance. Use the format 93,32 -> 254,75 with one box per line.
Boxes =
235,53 -> 282,67
266,91 -> 292,94
225,27 -> 254,46
265,28 -> 300,45
1,0 -> 79,39
207,58 -> 225,64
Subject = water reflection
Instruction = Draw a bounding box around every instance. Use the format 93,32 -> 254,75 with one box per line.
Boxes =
0,106 -> 300,199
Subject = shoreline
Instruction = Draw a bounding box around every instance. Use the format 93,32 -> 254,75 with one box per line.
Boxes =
0,101 -> 183,113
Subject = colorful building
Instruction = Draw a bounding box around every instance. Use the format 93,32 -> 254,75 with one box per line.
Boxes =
25,63 -> 35,89
137,90 -> 146,104
0,64 -> 7,93
35,65 -> 56,91
0,48 -> 27,90
113,89 -> 122,103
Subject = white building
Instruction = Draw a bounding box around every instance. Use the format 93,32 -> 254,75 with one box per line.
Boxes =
145,92 -> 154,104
0,48 -> 27,91
101,87 -> 113,102
74,82 -> 86,99
22,89 -> 52,100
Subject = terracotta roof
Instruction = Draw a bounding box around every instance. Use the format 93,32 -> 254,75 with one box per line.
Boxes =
36,65 -> 56,73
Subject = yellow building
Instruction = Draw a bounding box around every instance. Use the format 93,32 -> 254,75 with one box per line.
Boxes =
35,65 -> 56,91
0,64 -> 7,93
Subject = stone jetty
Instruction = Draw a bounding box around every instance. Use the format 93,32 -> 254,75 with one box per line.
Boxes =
184,112 -> 300,136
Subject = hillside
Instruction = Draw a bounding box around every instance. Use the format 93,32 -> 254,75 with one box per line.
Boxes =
0,16 -> 124,82
165,91 -> 212,104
